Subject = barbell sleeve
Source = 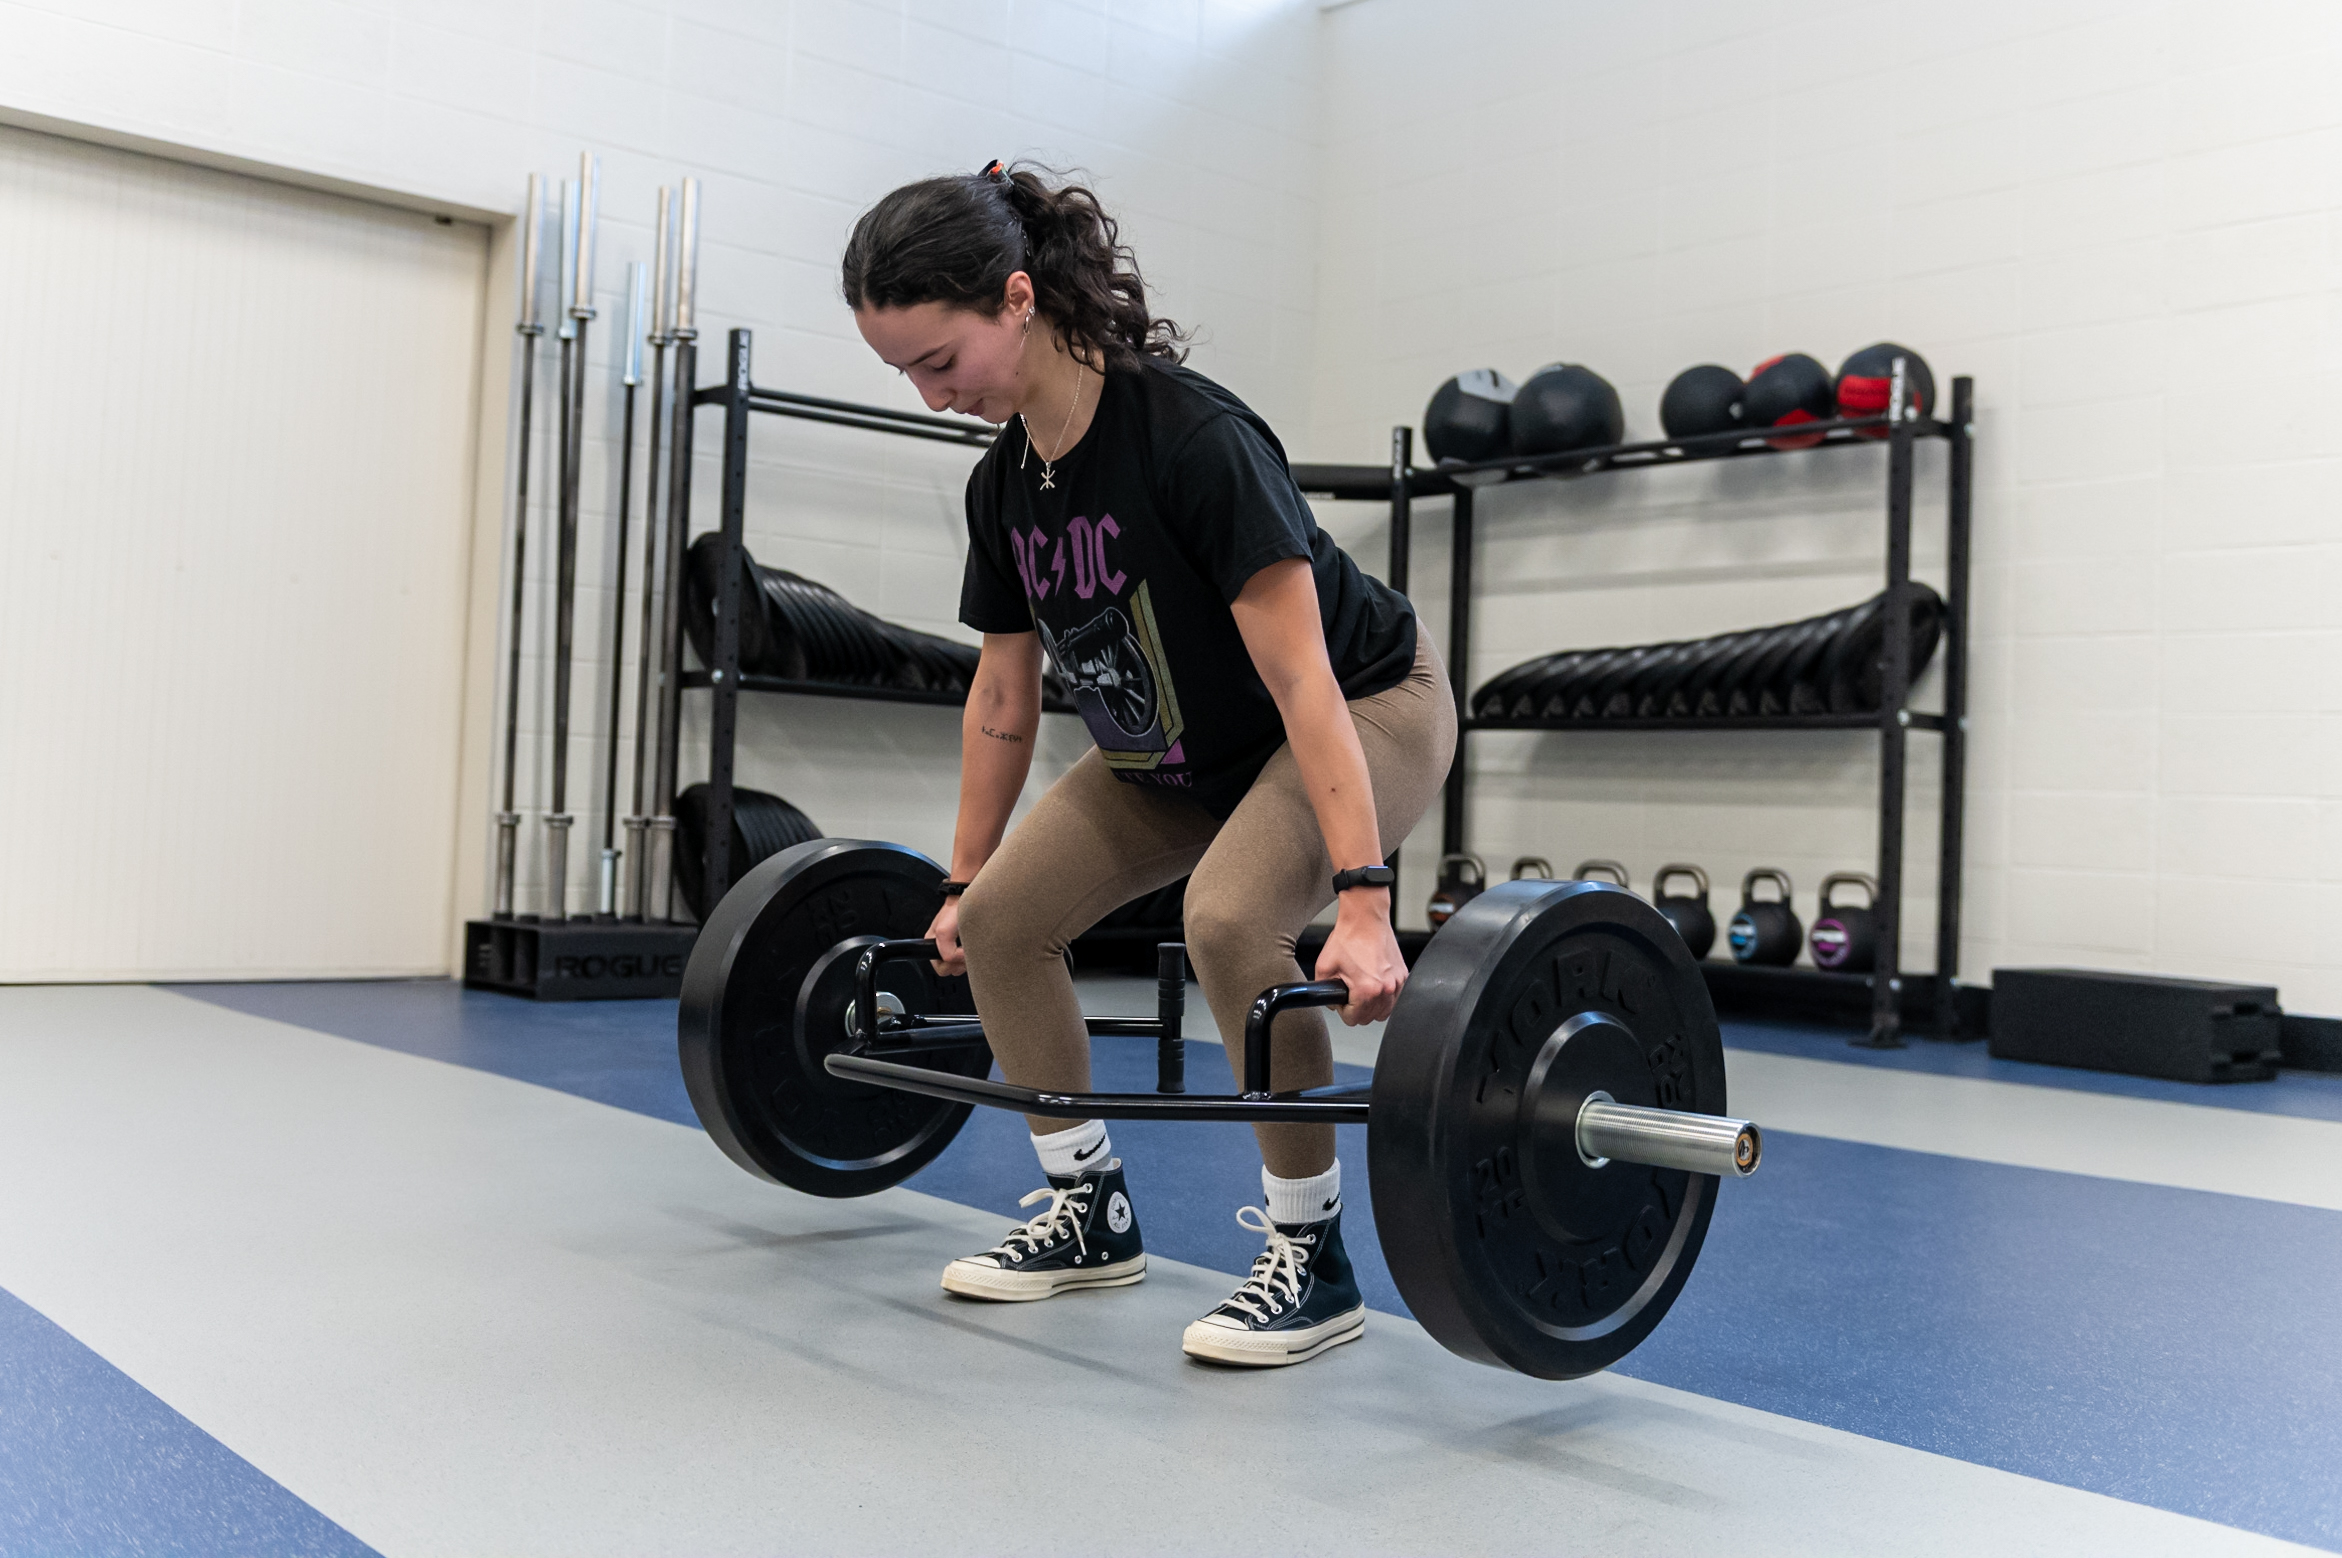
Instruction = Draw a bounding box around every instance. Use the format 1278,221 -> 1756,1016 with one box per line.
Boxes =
1577,1096 -> 1761,1178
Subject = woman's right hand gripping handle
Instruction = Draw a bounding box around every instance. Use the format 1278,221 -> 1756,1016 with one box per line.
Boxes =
931,630 -> 1045,977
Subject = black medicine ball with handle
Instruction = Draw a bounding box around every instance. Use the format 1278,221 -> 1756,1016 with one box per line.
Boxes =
1742,354 -> 1835,449
1835,343 -> 1935,437
1423,370 -> 1517,478
1653,863 -> 1716,959
1509,363 -> 1624,457
1660,365 -> 1745,440
1809,872 -> 1880,972
1727,868 -> 1802,966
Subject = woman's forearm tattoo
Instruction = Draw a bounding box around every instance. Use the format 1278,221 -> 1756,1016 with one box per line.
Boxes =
980,725 -> 1024,744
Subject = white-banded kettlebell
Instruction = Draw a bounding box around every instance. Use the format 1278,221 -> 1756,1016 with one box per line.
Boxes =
1427,853 -> 1486,928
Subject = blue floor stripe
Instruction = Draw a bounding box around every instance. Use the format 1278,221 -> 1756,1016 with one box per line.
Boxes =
166,979 -> 2342,1550
1725,1015 -> 2342,1122
0,1285 -> 377,1558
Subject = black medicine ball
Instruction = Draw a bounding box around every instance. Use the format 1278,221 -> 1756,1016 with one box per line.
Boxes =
1660,364 -> 1745,440
1835,342 -> 1935,435
1742,353 -> 1836,448
1423,369 -> 1517,468
1509,363 -> 1624,457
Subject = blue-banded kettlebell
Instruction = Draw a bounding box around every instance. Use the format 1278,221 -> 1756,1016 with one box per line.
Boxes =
1809,872 -> 1879,972
1727,868 -> 1801,966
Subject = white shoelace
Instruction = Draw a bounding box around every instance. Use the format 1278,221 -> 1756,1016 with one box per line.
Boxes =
1217,1205 -> 1314,1322
985,1182 -> 1092,1265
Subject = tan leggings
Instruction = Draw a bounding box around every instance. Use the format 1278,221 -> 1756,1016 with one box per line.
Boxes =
956,634 -> 1458,1178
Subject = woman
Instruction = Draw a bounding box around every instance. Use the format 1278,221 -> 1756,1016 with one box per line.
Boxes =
841,162 -> 1456,1368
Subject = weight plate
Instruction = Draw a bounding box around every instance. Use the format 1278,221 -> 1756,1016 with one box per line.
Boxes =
679,839 -> 988,1198
1539,646 -> 1629,720
1508,651 -> 1590,721
1582,644 -> 1667,720
1782,607 -> 1854,714
1370,879 -> 1727,1379
1770,609 -> 1845,716
1627,640 -> 1701,719
1473,654 -> 1562,722
1679,629 -> 1756,717
1821,595 -> 1884,713
1709,626 -> 1787,718
1745,618 -> 1823,716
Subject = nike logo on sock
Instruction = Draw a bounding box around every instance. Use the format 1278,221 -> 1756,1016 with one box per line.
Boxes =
1074,1141 -> 1104,1163
1322,1197 -> 1340,1212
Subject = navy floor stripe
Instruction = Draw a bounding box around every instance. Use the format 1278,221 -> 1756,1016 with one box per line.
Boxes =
165,979 -> 2342,1550
0,1285 -> 377,1558
1725,1014 -> 2342,1122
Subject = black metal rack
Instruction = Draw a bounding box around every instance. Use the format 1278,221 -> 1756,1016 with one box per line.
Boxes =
677,329 -> 1428,919
1294,383 -> 1975,1048
672,330 -> 1971,1046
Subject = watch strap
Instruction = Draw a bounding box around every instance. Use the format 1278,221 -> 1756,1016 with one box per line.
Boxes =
1331,864 -> 1396,894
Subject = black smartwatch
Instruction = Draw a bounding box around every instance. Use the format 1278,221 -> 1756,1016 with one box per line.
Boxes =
1330,864 -> 1396,894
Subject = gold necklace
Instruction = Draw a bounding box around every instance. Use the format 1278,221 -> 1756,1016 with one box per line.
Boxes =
1020,358 -> 1085,492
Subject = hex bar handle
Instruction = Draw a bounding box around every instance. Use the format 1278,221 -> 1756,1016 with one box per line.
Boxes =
1578,1096 -> 1761,1178
1242,980 -> 1351,1096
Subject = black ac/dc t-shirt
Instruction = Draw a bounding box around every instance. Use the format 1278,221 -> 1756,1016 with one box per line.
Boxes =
960,358 -> 1417,819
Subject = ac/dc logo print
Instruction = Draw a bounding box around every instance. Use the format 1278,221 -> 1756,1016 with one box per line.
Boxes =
1009,516 -> 1125,602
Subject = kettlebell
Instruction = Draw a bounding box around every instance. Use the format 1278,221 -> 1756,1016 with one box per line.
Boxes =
1427,853 -> 1486,927
1572,859 -> 1630,889
1653,863 -> 1716,959
1810,872 -> 1880,973
1510,856 -> 1553,880
1727,868 -> 1802,966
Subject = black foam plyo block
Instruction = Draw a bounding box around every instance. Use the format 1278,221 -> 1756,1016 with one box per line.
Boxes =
1988,967 -> 2282,1083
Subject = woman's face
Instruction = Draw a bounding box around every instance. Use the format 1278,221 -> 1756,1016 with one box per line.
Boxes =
855,271 -> 1038,425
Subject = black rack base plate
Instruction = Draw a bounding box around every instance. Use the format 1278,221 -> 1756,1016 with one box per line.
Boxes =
464,918 -> 699,1001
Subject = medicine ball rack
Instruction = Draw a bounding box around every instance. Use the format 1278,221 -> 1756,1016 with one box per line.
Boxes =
1290,374 -> 1974,1049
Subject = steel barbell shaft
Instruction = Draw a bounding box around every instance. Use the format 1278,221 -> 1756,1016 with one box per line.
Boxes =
1577,1098 -> 1761,1178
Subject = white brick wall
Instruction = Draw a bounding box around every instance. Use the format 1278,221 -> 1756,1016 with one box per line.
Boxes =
0,0 -> 1325,929
14,0 -> 2342,1004
1311,0 -> 2342,1009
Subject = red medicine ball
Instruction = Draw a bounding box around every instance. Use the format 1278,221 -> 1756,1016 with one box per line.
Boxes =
1834,342 -> 1936,439
1742,353 -> 1835,449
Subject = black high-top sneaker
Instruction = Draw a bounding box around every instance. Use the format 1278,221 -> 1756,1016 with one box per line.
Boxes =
1181,1204 -> 1365,1366
940,1160 -> 1146,1301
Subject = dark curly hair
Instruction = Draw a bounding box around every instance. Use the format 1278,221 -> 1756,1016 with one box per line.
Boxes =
840,162 -> 1187,373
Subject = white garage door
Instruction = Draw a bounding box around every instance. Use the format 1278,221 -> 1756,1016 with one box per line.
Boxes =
0,124 -> 487,979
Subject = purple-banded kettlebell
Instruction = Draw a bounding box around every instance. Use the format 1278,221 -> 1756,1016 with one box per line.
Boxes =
1809,872 -> 1880,973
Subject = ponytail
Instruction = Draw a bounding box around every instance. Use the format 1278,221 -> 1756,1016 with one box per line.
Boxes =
840,161 -> 1188,372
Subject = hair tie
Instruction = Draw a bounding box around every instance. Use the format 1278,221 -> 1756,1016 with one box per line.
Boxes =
980,159 -> 1009,185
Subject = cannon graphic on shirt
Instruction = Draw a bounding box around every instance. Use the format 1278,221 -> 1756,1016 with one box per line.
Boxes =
1047,608 -> 1158,739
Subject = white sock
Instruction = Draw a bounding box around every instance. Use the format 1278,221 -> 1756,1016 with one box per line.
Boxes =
1032,1119 -> 1110,1180
1263,1161 -> 1341,1226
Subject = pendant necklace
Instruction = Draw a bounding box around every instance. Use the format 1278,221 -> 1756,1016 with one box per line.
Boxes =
1020,358 -> 1085,492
